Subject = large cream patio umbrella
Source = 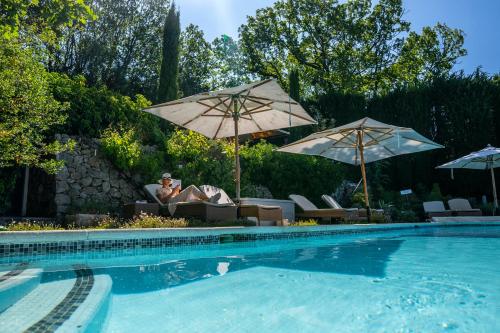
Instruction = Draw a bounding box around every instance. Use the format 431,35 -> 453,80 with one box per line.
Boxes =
437,145 -> 500,211
277,117 -> 443,219
144,79 -> 316,201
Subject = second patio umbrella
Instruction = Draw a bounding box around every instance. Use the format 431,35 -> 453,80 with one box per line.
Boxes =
144,79 -> 316,201
436,145 -> 500,211
277,117 -> 443,219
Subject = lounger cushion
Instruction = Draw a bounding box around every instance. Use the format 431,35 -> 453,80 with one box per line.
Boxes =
448,198 -> 480,212
423,201 -> 448,213
289,194 -> 318,211
144,184 -> 164,206
199,185 -> 235,205
321,195 -> 343,209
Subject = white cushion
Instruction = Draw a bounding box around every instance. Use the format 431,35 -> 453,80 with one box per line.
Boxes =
199,185 -> 235,205
289,194 -> 318,211
423,201 -> 447,213
321,195 -> 343,209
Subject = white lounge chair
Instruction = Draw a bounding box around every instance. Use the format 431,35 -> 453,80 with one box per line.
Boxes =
143,184 -> 237,221
423,201 -> 452,219
321,194 -> 383,219
289,194 -> 354,220
448,198 -> 482,216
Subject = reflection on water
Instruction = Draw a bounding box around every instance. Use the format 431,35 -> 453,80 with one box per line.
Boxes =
101,238 -> 403,294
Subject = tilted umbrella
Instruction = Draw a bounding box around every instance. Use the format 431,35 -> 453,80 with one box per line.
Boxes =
436,145 -> 500,211
277,117 -> 443,219
144,79 -> 316,201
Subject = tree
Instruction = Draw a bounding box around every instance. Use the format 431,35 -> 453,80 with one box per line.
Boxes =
239,0 -> 466,96
0,0 -> 94,45
179,24 -> 212,97
210,34 -> 252,89
395,23 -> 467,83
0,42 -> 71,173
51,0 -> 170,100
289,68 -> 300,101
157,3 -> 180,103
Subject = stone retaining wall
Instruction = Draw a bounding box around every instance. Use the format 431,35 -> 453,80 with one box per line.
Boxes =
54,135 -> 143,216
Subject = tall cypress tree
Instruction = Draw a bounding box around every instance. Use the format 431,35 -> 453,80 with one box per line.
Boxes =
157,3 -> 180,103
289,68 -> 300,102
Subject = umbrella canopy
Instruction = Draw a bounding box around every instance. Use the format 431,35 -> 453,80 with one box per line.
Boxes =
436,145 -> 500,210
144,79 -> 316,139
277,117 -> 443,219
144,79 -> 316,201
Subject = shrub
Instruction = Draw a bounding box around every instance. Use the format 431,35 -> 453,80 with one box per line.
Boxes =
6,221 -> 64,231
100,127 -> 141,170
165,129 -> 234,194
125,214 -> 189,228
290,219 -> 318,226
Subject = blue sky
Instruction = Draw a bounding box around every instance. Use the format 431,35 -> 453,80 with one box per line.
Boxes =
177,0 -> 500,75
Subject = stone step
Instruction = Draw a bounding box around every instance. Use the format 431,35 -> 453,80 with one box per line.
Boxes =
0,263 -> 42,312
0,265 -> 112,333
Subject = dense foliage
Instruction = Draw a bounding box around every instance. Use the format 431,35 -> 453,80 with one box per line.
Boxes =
0,42 -> 72,173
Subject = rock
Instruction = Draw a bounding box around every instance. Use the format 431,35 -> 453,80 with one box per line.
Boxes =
57,166 -> 69,178
110,188 -> 122,198
119,179 -> 129,190
92,178 -> 102,186
102,182 -> 111,193
81,177 -> 92,187
88,156 -> 100,168
56,181 -> 69,193
71,183 -> 81,191
55,193 -> 71,205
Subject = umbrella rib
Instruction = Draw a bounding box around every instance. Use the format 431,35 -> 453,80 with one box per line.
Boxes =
212,98 -> 234,139
197,100 -> 229,114
239,95 -> 263,132
328,130 -> 357,146
363,129 -> 393,147
182,97 -> 230,127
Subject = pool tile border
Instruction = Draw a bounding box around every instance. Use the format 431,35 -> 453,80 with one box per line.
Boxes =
1,222 -> 499,257
25,265 -> 94,333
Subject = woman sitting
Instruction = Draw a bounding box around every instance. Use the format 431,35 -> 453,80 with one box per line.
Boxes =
156,173 -> 219,215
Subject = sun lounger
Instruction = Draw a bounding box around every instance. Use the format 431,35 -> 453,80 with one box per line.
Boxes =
143,184 -> 237,221
199,185 -> 282,225
321,194 -> 384,220
289,194 -> 354,220
447,198 -> 482,216
423,201 -> 452,219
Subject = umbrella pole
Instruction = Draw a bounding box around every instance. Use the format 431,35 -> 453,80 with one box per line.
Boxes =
233,98 -> 241,203
490,166 -> 498,215
357,131 -> 371,222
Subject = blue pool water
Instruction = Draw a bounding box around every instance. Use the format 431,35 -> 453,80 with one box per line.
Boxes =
1,225 -> 500,332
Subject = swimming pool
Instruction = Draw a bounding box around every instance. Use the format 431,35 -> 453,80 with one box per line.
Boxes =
1,224 -> 499,332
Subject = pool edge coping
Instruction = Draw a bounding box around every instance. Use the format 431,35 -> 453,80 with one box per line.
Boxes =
1,221 -> 499,244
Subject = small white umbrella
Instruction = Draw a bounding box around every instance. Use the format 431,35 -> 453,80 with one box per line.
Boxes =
144,79 -> 316,201
436,145 -> 500,210
277,117 -> 443,218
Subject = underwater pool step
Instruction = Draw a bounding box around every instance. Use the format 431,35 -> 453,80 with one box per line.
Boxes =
0,265 -> 112,333
0,263 -> 42,312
